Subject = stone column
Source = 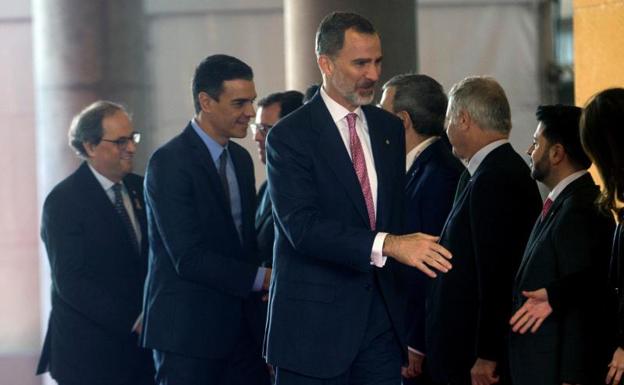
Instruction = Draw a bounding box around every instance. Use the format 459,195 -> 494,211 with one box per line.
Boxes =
284,0 -> 416,95
32,1 -> 147,383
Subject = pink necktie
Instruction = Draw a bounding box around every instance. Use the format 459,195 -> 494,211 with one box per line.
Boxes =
541,198 -> 553,220
346,113 -> 376,230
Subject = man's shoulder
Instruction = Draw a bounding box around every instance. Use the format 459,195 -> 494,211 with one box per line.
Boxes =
44,163 -> 91,209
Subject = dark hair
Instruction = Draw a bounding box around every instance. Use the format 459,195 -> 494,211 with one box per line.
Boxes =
192,54 -> 253,113
536,105 -> 590,170
383,74 -> 447,136
258,90 -> 304,118
303,84 -> 320,103
580,88 -> 624,214
316,12 -> 376,57
68,100 -> 126,158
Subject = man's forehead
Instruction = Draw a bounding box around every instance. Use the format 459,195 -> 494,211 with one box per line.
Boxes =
339,30 -> 381,57
221,79 -> 257,98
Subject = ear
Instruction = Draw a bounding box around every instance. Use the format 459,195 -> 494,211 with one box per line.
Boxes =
198,91 -> 215,113
396,110 -> 412,131
317,55 -> 334,77
83,141 -> 97,158
457,109 -> 471,131
549,143 -> 565,165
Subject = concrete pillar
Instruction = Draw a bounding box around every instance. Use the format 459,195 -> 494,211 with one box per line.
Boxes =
284,0 -> 416,95
32,1 -> 147,383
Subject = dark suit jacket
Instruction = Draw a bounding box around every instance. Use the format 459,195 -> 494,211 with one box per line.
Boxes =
263,94 -> 407,378
509,173 -> 615,385
255,180 -> 274,267
141,124 -> 262,359
425,143 -> 542,383
394,138 -> 464,352
37,162 -> 153,384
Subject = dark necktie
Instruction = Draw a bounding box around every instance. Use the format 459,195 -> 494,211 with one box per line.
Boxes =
218,148 -> 231,205
112,183 -> 139,251
346,112 -> 376,230
453,170 -> 470,204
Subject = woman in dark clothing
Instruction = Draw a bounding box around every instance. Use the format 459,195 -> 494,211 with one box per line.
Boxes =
580,87 -> 624,385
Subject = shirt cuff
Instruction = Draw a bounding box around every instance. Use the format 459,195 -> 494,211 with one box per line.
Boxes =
370,232 -> 388,267
408,346 -> 425,356
252,267 -> 268,292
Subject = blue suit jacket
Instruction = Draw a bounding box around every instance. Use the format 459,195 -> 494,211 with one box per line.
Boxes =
263,93 -> 407,378
141,124 -> 262,359
395,138 -> 464,352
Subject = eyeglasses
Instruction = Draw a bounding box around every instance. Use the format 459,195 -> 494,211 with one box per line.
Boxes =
249,123 -> 273,136
100,132 -> 141,149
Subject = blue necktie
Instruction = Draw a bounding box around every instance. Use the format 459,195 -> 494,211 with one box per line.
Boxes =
112,183 -> 139,252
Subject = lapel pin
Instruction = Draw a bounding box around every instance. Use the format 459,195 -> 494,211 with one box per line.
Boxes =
385,139 -> 390,145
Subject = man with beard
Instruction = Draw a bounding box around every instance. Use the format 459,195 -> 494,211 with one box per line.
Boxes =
425,77 -> 542,385
264,12 -> 452,385
508,105 -> 614,385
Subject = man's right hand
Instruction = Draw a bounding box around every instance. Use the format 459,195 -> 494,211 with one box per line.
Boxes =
383,233 -> 452,277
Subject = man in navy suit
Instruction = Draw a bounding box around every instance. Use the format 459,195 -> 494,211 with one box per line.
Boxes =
380,74 -> 464,383
141,55 -> 271,385
425,77 -> 542,385
264,12 -> 452,385
37,101 -> 154,385
508,105 -> 614,385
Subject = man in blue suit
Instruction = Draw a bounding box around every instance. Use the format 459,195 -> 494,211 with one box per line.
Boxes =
264,12 -> 452,385
141,55 -> 271,385
380,74 -> 464,383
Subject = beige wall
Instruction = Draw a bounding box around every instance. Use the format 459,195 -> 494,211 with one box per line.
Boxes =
574,0 -> 624,105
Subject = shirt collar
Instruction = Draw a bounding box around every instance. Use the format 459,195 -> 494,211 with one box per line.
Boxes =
466,139 -> 508,176
320,86 -> 366,127
406,136 -> 439,171
88,163 -> 117,191
191,118 -> 227,163
547,170 -> 588,202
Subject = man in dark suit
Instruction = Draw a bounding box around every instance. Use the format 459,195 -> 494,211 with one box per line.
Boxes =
37,101 -> 154,385
253,90 -> 304,268
264,12 -> 452,385
141,55 -> 271,385
380,74 -> 464,383
425,77 -> 542,385
507,105 -> 614,385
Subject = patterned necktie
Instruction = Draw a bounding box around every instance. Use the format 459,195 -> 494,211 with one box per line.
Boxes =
112,183 -> 139,251
346,113 -> 376,230
541,198 -> 553,221
218,148 -> 231,205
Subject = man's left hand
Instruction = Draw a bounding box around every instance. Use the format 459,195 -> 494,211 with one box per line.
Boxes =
401,350 -> 424,379
509,288 -> 552,334
470,358 -> 499,385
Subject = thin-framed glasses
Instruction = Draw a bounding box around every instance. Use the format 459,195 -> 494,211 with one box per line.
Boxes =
101,132 -> 141,149
249,123 -> 273,136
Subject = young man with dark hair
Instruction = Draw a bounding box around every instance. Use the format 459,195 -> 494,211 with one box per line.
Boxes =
508,105 -> 614,385
141,54 -> 270,385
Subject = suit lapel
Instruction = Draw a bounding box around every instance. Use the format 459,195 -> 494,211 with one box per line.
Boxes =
364,105 -> 393,230
123,176 -> 148,257
515,173 -> 595,282
77,163 -> 139,255
311,97 -> 370,227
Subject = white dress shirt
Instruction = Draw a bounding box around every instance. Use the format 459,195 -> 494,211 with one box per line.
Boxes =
320,87 -> 387,267
547,170 -> 588,202
405,136 -> 439,172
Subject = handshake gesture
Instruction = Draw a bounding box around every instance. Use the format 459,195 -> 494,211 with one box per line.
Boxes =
383,233 -> 453,277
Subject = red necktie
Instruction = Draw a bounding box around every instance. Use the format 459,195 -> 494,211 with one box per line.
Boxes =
541,198 -> 553,221
346,113 -> 376,230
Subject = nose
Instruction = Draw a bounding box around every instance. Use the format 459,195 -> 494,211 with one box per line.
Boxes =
526,143 -> 535,156
125,139 -> 137,153
246,103 -> 256,118
366,64 -> 380,82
